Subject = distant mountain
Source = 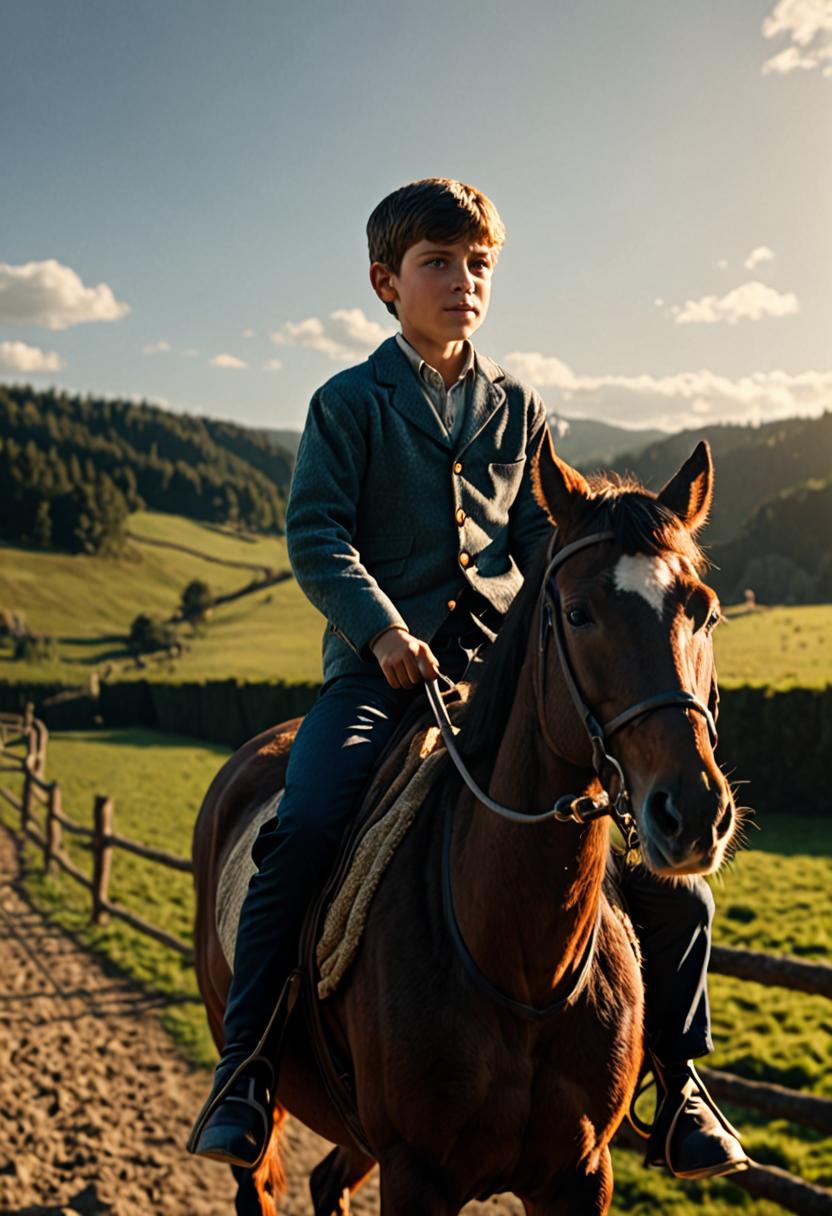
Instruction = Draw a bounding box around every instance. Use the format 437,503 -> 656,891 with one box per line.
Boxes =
550,415 -> 665,468
708,478 -> 832,604
261,427 -> 301,457
610,413 -> 832,543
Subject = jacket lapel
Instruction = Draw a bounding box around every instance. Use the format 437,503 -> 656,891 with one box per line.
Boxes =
371,337 -> 450,448
454,351 -> 506,457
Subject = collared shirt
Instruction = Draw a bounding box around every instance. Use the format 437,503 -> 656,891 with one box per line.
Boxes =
395,332 -> 476,446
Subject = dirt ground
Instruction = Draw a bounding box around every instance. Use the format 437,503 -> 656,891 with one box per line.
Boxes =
0,823 -> 521,1215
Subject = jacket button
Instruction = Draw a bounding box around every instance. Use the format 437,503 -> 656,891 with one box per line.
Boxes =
453,461 -> 463,475
447,598 -> 457,612
459,551 -> 470,568
455,508 -> 465,526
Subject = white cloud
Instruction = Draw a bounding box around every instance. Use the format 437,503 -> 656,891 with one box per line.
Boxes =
263,358 -> 283,371
0,340 -> 65,373
502,350 -> 832,429
181,348 -> 199,358
210,353 -> 247,369
271,307 -> 394,361
716,258 -> 729,271
0,259 -> 130,330
142,340 -> 170,355
744,245 -> 775,270
242,328 -> 256,339
761,0 -> 832,75
672,280 -> 799,325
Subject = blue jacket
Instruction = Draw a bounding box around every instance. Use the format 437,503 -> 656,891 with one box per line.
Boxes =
286,335 -> 552,681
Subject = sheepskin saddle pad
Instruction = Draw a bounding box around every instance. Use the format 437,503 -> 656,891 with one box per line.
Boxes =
215,694 -> 470,985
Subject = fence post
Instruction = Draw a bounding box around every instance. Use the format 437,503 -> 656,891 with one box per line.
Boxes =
23,702 -> 34,733
21,754 -> 34,835
92,794 -> 113,925
44,782 -> 62,874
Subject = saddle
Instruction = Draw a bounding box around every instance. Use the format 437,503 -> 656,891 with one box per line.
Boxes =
213,683 -> 470,1155
295,684 -> 470,1154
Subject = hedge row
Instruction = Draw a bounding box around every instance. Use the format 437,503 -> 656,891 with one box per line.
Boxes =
1,679 -> 830,816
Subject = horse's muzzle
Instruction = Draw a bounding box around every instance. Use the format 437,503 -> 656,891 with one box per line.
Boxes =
639,780 -> 734,876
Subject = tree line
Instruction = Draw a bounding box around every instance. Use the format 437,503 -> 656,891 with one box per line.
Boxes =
0,385 -> 294,554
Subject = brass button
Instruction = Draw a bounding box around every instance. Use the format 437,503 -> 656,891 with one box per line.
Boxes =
459,551 -> 470,568
447,598 -> 457,612
453,461 -> 463,475
455,508 -> 465,526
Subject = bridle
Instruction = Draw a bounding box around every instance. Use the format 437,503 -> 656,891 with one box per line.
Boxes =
427,527 -> 718,842
426,526 -> 719,1018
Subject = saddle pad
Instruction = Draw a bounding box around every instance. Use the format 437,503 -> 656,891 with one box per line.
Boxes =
216,790 -> 284,971
315,718 -> 459,999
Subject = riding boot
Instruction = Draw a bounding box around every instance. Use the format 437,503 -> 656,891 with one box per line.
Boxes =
187,815 -> 311,1168
645,1055 -> 749,1180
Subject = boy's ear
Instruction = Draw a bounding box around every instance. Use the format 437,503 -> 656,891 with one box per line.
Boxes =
531,425 -> 591,527
656,441 -> 714,535
369,261 -> 398,309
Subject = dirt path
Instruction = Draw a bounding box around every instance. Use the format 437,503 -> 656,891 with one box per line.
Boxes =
0,824 -> 519,1215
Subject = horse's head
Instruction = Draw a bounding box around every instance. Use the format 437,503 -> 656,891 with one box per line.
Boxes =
532,429 -> 735,877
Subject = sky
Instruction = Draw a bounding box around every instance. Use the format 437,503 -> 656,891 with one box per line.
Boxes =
2,0 -> 831,433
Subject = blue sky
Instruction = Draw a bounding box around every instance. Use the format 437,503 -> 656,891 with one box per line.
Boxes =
2,0 -> 830,432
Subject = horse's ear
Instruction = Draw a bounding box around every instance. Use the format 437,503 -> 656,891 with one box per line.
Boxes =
656,441 -> 714,534
531,425 -> 591,526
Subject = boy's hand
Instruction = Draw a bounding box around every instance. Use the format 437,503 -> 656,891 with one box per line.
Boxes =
371,626 -> 440,690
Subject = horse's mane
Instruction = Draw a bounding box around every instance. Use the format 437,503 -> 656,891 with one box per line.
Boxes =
459,477 -> 707,762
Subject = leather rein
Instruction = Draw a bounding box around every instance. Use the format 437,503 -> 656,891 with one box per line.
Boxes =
425,527 -> 718,1019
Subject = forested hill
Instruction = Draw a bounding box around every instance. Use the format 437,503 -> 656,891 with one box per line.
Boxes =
609,411 -> 832,544
0,385 -> 294,554
707,478 -> 832,605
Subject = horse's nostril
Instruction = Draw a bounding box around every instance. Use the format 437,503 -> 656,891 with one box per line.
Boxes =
646,788 -> 683,840
715,800 -> 733,840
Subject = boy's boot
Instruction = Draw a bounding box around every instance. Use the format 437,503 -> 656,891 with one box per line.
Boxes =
645,1055 -> 749,1180
187,964 -> 301,1169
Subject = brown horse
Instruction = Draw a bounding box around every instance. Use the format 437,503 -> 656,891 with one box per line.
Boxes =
191,433 -> 737,1215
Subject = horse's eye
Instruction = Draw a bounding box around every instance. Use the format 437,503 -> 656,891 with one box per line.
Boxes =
706,608 -> 722,632
566,606 -> 591,629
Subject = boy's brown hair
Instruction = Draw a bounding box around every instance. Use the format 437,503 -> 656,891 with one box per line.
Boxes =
367,178 -> 505,315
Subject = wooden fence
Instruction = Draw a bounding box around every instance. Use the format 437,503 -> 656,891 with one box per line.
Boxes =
0,708 -> 193,956
0,710 -> 830,1214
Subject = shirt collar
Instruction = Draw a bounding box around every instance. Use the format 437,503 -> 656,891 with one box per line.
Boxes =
395,332 -> 476,388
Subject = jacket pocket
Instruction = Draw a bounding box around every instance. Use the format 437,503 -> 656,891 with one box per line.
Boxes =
362,533 -> 414,580
488,457 -> 526,498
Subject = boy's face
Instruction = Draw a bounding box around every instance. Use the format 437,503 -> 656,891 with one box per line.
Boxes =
371,237 -> 495,351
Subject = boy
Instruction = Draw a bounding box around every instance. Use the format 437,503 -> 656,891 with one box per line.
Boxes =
189,179 -> 746,1181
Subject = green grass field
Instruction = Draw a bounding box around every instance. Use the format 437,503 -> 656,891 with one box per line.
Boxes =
1,726 -> 829,1213
1,512 -> 831,689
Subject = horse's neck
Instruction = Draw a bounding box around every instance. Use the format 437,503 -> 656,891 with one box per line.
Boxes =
451,644 -> 607,1009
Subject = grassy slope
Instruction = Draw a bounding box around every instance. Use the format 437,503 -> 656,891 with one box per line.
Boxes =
715,605 -> 832,690
2,512 -> 831,688
1,727 -> 829,1213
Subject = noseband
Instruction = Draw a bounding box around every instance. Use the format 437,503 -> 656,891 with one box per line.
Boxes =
426,527 -> 718,849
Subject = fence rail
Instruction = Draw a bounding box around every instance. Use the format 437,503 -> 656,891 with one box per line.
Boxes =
0,708 -> 830,1216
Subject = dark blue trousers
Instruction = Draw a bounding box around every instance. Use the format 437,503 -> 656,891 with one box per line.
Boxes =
221,635 -> 474,1066
220,638 -> 714,1071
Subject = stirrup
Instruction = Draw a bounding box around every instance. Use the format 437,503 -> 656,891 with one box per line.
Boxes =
186,969 -> 302,1157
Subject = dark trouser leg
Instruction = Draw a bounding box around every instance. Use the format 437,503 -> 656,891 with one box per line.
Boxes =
618,863 -> 714,1061
616,860 -> 747,1178
220,672 -> 417,1068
